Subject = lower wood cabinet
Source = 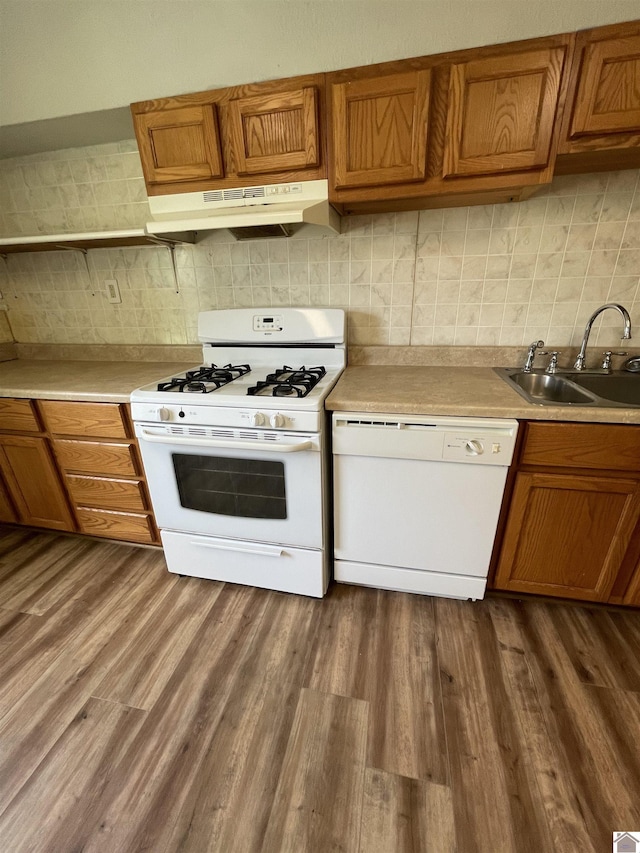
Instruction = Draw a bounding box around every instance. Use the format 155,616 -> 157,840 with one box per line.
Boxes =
40,400 -> 159,546
0,434 -> 74,531
0,396 -> 160,547
492,421 -> 640,605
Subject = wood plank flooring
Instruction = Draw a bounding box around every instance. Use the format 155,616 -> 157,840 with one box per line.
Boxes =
0,526 -> 639,852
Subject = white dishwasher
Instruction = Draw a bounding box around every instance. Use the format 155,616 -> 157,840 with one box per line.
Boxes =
332,413 -> 518,600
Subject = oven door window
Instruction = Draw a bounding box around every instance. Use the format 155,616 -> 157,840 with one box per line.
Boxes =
172,453 -> 286,519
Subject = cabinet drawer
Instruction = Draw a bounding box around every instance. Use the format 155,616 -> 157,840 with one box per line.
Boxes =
40,401 -> 129,438
76,508 -> 158,544
66,474 -> 147,511
0,399 -> 40,433
521,422 -> 640,473
54,439 -> 141,477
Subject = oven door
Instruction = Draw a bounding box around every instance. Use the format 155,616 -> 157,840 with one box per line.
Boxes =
134,422 -> 323,548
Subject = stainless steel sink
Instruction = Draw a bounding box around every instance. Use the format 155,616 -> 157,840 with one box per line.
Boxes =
568,373 -> 640,406
496,368 -> 640,408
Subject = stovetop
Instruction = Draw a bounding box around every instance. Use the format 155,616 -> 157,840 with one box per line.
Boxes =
130,308 -> 346,430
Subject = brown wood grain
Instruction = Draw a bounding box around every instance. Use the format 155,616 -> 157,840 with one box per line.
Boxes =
66,474 -> 147,512
76,507 -> 158,544
39,400 -> 130,439
0,435 -> 75,531
360,770 -> 456,853
54,439 -> 141,477
520,421 -> 640,472
1,526 -> 640,851
262,688 -> 368,853
0,398 -> 41,433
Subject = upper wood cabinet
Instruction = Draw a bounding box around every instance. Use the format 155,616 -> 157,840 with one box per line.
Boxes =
557,20 -> 640,172
133,105 -> 224,185
227,87 -> 320,175
443,47 -> 566,178
330,70 -> 431,189
131,74 -> 326,195
327,35 -> 572,212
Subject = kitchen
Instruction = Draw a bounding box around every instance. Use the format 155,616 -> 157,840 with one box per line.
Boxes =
1,2 -> 640,851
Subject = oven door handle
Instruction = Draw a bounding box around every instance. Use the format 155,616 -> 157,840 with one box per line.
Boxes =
139,429 -> 314,453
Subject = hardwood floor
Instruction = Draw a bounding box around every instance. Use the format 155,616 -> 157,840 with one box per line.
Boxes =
0,526 -> 639,852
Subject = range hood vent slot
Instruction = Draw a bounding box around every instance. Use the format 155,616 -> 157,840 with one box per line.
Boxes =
229,224 -> 291,240
203,191 -> 224,203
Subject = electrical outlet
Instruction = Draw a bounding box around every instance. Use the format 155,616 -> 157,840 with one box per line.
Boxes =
105,279 -> 121,304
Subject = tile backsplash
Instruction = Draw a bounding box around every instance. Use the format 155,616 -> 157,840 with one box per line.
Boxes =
0,141 -> 639,349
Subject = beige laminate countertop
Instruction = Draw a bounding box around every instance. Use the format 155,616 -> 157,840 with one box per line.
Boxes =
326,366 -> 640,424
0,359 -> 197,403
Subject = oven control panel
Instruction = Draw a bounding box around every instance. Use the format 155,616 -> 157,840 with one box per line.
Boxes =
253,314 -> 283,332
130,402 -> 323,433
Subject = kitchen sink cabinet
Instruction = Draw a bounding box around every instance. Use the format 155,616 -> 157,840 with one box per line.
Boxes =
131,74 -> 326,196
39,400 -> 160,546
557,20 -> 640,173
326,35 -> 572,213
492,421 -> 640,604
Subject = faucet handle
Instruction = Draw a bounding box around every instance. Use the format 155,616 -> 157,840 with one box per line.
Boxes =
540,351 -> 561,373
601,350 -> 628,370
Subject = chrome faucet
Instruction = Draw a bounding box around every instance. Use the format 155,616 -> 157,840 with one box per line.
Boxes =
523,339 -> 544,372
573,304 -> 632,371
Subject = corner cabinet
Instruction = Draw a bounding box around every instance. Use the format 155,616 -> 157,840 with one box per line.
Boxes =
491,421 -> 640,604
131,74 -> 326,196
557,20 -> 640,173
327,34 -> 572,213
0,399 -> 74,532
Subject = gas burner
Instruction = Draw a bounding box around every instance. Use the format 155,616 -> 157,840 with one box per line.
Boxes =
157,363 -> 251,393
247,365 -> 326,398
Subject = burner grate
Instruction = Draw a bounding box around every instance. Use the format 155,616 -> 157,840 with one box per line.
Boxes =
247,365 -> 326,398
157,363 -> 251,393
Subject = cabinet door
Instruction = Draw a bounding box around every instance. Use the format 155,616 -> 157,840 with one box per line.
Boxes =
0,476 -> 17,524
330,69 -> 431,189
133,105 -> 224,185
569,31 -> 640,138
494,471 -> 640,601
0,436 -> 74,531
443,47 -> 566,178
227,86 -> 320,175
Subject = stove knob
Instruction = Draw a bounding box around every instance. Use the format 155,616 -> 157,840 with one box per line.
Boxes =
270,412 -> 285,428
249,412 -> 265,427
157,407 -> 171,422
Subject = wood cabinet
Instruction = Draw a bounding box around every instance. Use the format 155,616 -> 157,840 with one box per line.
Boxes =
492,421 -> 640,604
327,35 -> 572,213
131,74 -> 326,195
557,20 -> 640,173
39,400 -> 160,546
0,399 -> 73,532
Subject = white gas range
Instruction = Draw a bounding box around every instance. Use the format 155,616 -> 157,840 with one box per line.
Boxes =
130,307 -> 346,597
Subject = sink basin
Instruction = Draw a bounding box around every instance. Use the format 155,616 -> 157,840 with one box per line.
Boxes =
496,368 -> 640,408
503,371 -> 596,405
568,373 -> 640,406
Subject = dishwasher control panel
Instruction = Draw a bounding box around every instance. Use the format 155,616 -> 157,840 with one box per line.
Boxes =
442,432 -> 511,462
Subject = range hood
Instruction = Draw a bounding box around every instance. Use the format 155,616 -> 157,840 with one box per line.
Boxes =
146,179 -> 340,240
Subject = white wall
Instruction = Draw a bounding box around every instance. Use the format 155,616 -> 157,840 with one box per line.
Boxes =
2,0 -> 640,126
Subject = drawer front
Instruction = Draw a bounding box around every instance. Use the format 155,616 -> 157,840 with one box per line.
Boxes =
76,507 -> 158,544
521,422 -> 640,473
55,439 -> 141,477
0,399 -> 40,433
66,474 -> 147,511
40,401 -> 129,438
